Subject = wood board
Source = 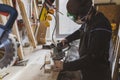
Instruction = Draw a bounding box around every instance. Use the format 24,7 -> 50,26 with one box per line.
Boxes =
17,0 -> 37,48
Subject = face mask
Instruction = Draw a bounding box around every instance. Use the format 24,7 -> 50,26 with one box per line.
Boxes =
67,12 -> 85,24
67,6 -> 92,24
75,16 -> 87,24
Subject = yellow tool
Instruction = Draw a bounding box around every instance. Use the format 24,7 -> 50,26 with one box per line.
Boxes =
38,0 -> 55,44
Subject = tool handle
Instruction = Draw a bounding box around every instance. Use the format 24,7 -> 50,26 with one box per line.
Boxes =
0,4 -> 18,31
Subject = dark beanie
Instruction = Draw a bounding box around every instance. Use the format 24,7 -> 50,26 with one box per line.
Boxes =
78,0 -> 92,6
67,0 -> 92,16
46,0 -> 55,5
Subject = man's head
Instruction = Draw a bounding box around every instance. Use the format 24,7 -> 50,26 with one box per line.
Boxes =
67,0 -> 93,23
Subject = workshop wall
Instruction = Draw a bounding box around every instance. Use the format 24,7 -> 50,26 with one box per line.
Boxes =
95,0 -> 120,4
50,0 -> 120,41
17,0 -> 120,41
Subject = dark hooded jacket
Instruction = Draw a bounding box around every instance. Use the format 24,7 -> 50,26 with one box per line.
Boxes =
63,8 -> 112,80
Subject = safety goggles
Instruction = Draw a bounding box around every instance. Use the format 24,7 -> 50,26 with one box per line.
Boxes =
67,12 -> 85,24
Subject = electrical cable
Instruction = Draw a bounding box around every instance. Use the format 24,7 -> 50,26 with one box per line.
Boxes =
51,14 -> 57,47
51,8 -> 65,47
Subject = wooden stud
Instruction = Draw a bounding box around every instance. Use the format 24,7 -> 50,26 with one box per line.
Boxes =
33,0 -> 40,38
33,0 -> 39,20
45,54 -> 51,64
17,0 -> 37,48
44,64 -> 51,73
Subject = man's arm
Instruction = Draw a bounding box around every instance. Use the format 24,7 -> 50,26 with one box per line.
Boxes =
63,29 -> 112,71
65,29 -> 81,43
65,24 -> 85,43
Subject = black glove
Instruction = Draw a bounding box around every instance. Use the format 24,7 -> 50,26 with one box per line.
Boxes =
57,39 -> 68,49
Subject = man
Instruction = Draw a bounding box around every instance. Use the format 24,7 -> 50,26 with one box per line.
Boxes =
54,0 -> 112,80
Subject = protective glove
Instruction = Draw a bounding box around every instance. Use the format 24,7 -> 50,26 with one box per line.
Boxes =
57,39 -> 68,49
53,60 -> 63,72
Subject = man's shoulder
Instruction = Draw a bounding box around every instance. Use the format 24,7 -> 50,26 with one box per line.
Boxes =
96,12 -> 110,23
91,12 -> 111,31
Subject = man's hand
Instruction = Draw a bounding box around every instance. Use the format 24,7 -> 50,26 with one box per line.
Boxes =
57,39 -> 68,49
53,60 -> 63,72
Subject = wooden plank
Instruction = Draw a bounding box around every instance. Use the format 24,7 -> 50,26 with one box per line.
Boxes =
45,53 -> 51,64
33,0 -> 39,20
33,0 -> 40,38
44,64 -> 51,73
17,0 -> 37,48
12,24 -> 24,60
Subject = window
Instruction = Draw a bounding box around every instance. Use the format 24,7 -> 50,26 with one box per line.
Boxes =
56,0 -> 81,38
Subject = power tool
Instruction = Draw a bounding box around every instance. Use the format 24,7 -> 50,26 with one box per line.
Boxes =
50,42 -> 70,60
0,4 -> 19,72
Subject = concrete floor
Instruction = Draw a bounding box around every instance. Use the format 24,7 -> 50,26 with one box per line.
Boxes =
1,45 -> 58,80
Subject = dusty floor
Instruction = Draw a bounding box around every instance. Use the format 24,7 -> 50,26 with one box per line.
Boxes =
1,45 -> 58,80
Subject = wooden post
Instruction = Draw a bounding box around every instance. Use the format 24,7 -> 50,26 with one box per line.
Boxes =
32,0 -> 40,36
33,0 -> 39,19
17,0 -> 37,48
1,0 -> 24,60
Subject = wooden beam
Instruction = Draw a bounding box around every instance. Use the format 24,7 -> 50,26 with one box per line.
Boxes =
17,0 -> 37,48
33,0 -> 39,19
33,0 -> 40,37
12,23 -> 24,60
